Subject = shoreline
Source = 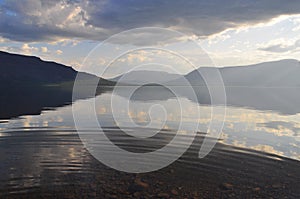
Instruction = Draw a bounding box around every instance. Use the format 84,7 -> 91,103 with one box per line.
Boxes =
0,132 -> 299,198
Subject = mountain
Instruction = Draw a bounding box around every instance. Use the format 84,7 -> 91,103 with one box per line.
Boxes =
111,59 -> 300,87
0,51 -> 114,119
164,59 -> 300,114
110,70 -> 181,85
0,51 -> 113,86
220,59 -> 300,87
176,59 -> 300,87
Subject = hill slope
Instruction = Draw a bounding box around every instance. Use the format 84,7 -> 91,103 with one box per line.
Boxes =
0,51 -> 113,119
180,59 -> 300,87
0,51 -> 114,86
110,70 -> 181,85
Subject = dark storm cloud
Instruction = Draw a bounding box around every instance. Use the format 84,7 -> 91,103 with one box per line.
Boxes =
0,0 -> 106,42
86,0 -> 300,36
1,0 -> 300,42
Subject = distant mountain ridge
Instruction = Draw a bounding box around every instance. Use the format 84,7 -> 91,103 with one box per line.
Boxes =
1,50 -> 299,119
0,50 -> 113,86
219,59 -> 300,87
0,50 -> 114,119
110,70 -> 181,84
109,59 -> 300,87
169,59 -> 300,87
1,50 -> 299,88
0,51 -> 75,85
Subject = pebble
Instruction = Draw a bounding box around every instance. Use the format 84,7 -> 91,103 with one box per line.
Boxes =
220,182 -> 234,190
171,189 -> 178,195
272,184 -> 281,188
157,192 -> 170,198
133,192 -> 141,198
128,184 -> 144,193
158,181 -> 164,185
135,178 -> 149,189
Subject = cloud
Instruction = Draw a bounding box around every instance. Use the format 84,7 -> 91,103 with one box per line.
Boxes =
41,46 -> 48,53
21,43 -> 38,54
0,0 -> 108,42
1,0 -> 300,44
258,39 -> 300,53
86,0 -> 300,36
0,45 -> 20,53
56,49 -> 63,55
0,36 -> 7,43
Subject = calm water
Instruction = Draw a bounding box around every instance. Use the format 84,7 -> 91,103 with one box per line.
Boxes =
0,86 -> 299,198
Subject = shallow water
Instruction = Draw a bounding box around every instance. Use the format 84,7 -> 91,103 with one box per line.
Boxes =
0,86 -> 299,198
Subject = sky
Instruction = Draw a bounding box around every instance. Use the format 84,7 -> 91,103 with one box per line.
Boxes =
1,0 -> 300,77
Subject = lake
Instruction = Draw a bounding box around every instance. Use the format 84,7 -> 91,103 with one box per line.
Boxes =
0,86 -> 299,198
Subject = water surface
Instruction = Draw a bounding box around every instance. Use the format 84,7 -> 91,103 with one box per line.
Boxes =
0,86 -> 299,198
